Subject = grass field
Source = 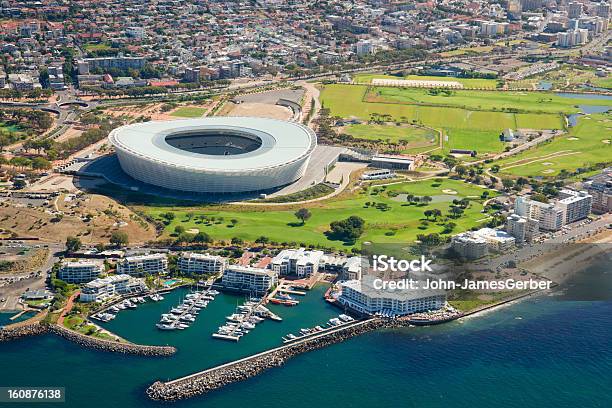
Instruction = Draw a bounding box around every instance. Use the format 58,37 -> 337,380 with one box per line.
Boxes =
497,112 -> 612,177
143,179 -> 496,249
353,74 -> 499,89
83,43 -> 112,52
170,106 -> 207,118
344,124 -> 436,150
367,86 -> 603,113
320,84 -> 567,154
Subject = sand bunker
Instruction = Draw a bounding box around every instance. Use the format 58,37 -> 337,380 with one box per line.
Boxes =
187,228 -> 200,234
602,140 -> 611,144
542,162 -> 553,166
567,137 -> 579,141
442,189 -> 458,194
542,169 -> 555,174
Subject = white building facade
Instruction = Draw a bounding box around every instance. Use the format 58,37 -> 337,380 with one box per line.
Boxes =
117,253 -> 168,276
178,253 -> 227,275
271,248 -> 324,277
59,260 -> 104,283
221,266 -> 278,295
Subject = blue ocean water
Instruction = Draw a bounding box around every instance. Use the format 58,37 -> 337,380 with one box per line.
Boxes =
1,289 -> 610,408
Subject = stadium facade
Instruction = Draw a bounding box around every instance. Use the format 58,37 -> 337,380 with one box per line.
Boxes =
108,117 -> 316,193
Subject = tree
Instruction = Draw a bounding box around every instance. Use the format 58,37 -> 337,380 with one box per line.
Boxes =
328,216 -> 365,242
294,208 -> 312,225
450,206 -> 464,218
501,178 -> 514,191
174,225 -> 185,235
455,165 -> 467,177
231,237 -> 244,245
255,236 -> 270,246
424,209 -> 433,220
110,231 -> 129,247
422,195 -> 432,204
406,194 -> 414,203
193,232 -> 211,243
432,209 -> 442,219
442,222 -> 456,234
65,236 -> 81,253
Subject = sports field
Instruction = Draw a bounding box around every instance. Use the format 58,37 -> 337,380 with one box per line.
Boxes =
497,112 -> 612,177
144,178 -> 496,249
170,106 -> 207,118
353,74 -> 499,89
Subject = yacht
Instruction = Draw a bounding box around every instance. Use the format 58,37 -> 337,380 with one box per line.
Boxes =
156,323 -> 176,330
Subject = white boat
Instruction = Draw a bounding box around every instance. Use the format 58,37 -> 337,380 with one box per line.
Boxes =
170,307 -> 185,314
156,323 -> 176,330
241,322 -> 256,330
176,323 -> 189,329
126,302 -> 137,309
110,306 -> 120,313
329,318 -> 341,326
339,314 -> 354,322
227,314 -> 245,322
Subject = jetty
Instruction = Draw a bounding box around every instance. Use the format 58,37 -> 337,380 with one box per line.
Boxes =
147,318 -> 381,401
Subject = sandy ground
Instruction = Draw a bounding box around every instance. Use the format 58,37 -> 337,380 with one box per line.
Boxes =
226,102 -> 292,120
0,193 -> 156,245
54,126 -> 84,143
103,101 -> 215,122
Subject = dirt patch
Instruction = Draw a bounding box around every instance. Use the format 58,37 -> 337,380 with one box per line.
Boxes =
227,102 -> 292,120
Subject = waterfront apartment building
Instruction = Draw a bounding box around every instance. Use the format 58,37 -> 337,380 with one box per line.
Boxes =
117,253 -> 168,276
583,168 -> 612,213
221,266 -> 278,295
506,214 -> 540,243
271,248 -> 324,277
177,253 -> 226,275
338,277 -> 446,316
80,274 -> 147,303
451,228 -> 516,259
59,260 -> 104,283
558,189 -> 593,223
515,196 -> 566,231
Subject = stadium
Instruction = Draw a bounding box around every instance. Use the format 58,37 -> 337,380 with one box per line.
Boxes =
108,117 -> 317,193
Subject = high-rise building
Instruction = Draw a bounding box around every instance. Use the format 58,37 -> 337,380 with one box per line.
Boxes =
557,189 -> 593,223
117,254 -> 168,276
568,2 -> 583,19
221,266 -> 278,295
506,214 -> 540,243
59,260 -> 104,283
271,248 -> 324,277
583,167 -> 612,213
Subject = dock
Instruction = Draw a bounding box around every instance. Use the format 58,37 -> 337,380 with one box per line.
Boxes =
212,333 -> 240,342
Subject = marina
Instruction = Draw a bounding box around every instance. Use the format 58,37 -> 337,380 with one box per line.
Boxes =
213,298 -> 281,341
157,288 -> 220,331
281,314 -> 355,343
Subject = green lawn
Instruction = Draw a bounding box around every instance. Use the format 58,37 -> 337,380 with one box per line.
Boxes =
143,179 -> 496,249
353,74 -> 499,89
320,84 -> 566,154
83,43 -> 112,52
368,86 -> 603,114
497,112 -> 612,177
170,106 -> 207,118
344,124 -> 436,150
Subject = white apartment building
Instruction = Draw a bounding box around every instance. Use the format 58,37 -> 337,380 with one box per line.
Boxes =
452,228 -> 516,259
271,248 -> 324,277
221,266 -> 278,295
558,189 -> 593,224
515,190 -> 592,231
178,253 -> 226,275
59,260 -> 104,283
506,214 -> 540,243
117,253 -> 168,276
355,40 -> 375,56
80,274 -> 146,303
338,277 -> 446,316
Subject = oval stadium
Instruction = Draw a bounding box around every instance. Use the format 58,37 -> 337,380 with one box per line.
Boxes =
108,117 -> 317,193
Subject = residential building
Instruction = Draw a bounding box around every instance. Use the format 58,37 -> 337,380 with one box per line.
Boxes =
338,276 -> 446,316
342,256 -> 363,280
117,253 -> 168,276
515,196 -> 566,231
557,189 -> 592,223
79,56 -> 146,73
221,265 -> 278,295
80,274 -> 146,303
451,232 -> 488,259
271,248 -> 324,277
568,2 -> 583,19
506,214 -> 540,243
355,40 -> 375,56
178,253 -> 226,275
59,260 -> 104,283
583,167 -> 612,213
452,228 -> 515,259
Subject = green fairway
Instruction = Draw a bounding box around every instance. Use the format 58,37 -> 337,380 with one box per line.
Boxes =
344,124 -> 436,150
143,179 -> 496,249
353,74 -> 499,89
444,128 -> 505,153
497,112 -> 612,177
170,106 -> 207,118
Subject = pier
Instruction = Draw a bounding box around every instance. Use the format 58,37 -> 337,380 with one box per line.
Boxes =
147,318 -> 382,401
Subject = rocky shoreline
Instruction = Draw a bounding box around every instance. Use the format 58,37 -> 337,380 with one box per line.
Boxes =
0,321 -> 48,342
147,319 -> 394,401
48,325 -> 176,356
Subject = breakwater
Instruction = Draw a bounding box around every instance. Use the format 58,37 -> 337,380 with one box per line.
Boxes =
147,318 -> 392,401
48,325 -> 176,356
0,320 -> 48,342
